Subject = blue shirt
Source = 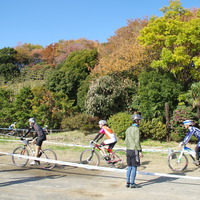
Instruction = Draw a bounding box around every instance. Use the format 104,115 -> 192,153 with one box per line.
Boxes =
183,126 -> 200,145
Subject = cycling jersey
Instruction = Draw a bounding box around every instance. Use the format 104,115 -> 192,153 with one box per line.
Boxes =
99,126 -> 117,142
183,126 -> 200,146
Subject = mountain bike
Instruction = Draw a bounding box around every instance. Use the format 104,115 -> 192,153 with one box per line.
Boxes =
168,145 -> 200,171
80,141 -> 127,169
12,138 -> 57,170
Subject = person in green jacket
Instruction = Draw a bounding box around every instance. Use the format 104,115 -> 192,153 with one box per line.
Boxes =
125,114 -> 143,188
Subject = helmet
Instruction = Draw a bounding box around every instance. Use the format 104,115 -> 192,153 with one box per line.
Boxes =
183,120 -> 193,126
131,114 -> 143,121
29,118 -> 35,123
98,120 -> 107,125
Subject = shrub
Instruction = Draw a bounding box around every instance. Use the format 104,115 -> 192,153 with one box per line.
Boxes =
108,112 -> 132,140
61,113 -> 99,132
140,118 -> 166,141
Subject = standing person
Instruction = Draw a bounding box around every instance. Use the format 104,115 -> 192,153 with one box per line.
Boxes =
125,114 -> 143,188
179,120 -> 200,165
23,118 -> 46,165
91,120 -> 117,160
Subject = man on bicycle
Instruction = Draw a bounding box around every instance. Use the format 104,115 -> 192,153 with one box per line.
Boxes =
23,118 -> 46,165
91,120 -> 117,160
179,120 -> 200,165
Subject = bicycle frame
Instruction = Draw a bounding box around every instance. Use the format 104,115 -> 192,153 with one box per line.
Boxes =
21,139 -> 35,156
183,146 -> 196,161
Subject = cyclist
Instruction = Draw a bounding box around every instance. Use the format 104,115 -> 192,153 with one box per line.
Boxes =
23,118 -> 47,165
9,122 -> 16,129
179,120 -> 200,165
91,120 -> 117,160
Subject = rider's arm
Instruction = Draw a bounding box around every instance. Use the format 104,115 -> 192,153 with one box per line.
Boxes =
182,129 -> 193,145
93,133 -> 104,142
23,126 -> 32,137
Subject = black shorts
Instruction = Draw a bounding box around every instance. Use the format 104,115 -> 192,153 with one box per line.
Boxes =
100,141 -> 117,150
36,136 -> 46,147
126,149 -> 140,167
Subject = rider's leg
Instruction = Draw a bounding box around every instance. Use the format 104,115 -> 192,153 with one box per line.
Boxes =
195,145 -> 200,161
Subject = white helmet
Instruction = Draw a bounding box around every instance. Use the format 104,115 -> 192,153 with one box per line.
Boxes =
131,114 -> 143,121
183,120 -> 193,126
98,120 -> 107,125
29,118 -> 35,123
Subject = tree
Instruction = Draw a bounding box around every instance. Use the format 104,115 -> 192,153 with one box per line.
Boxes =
0,47 -> 17,64
47,49 -> 98,102
135,70 -> 183,120
0,88 -> 14,126
93,18 -> 149,77
85,74 -> 136,118
13,86 -> 34,128
138,0 -> 200,86
0,63 -> 20,81
178,82 -> 200,119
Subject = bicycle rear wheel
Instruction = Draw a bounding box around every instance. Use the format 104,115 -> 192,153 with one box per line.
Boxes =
80,149 -> 100,166
112,149 -> 127,169
12,147 -> 29,167
168,152 -> 188,171
40,149 -> 57,170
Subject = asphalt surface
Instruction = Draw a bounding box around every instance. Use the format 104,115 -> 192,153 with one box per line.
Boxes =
0,154 -> 200,200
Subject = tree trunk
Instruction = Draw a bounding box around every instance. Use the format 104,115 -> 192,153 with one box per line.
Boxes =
165,102 -> 170,142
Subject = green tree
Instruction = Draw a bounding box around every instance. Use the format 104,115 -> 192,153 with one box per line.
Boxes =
47,49 -> 98,102
85,74 -> 136,118
13,86 -> 34,128
0,47 -> 17,64
0,88 -> 14,126
135,70 -> 183,120
138,0 -> 200,85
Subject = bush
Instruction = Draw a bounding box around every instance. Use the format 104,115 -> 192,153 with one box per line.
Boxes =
61,113 -> 99,132
108,112 -> 132,140
140,118 -> 166,141
170,105 -> 197,142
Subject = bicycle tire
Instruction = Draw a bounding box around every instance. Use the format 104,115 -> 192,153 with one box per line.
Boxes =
12,146 -> 29,167
39,149 -> 57,170
80,149 -> 100,166
112,149 -> 127,169
168,152 -> 188,171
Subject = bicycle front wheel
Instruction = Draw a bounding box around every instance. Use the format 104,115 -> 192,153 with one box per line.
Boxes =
12,147 -> 29,167
112,149 -> 127,169
40,149 -> 57,170
80,149 -> 100,166
168,152 -> 188,171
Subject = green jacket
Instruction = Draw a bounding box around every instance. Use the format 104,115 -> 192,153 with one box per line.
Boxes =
125,125 -> 142,151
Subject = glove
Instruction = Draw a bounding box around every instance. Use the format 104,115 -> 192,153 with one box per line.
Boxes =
20,137 -> 23,140
179,142 -> 184,147
90,140 -> 94,145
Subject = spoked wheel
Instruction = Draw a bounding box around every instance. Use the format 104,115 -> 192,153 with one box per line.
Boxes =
12,147 -> 29,167
112,149 -> 127,169
39,149 -> 57,170
168,152 -> 188,171
80,149 -> 100,166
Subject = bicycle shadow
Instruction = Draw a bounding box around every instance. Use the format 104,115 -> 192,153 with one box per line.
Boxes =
0,171 -> 64,188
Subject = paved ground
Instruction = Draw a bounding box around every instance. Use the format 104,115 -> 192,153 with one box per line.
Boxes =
0,154 -> 200,200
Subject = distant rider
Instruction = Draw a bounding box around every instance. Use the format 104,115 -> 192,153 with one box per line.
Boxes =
23,118 -> 46,165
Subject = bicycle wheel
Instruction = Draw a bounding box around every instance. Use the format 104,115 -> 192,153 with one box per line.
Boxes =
12,147 -> 29,167
168,152 -> 188,171
112,149 -> 127,169
80,149 -> 100,166
39,149 -> 57,170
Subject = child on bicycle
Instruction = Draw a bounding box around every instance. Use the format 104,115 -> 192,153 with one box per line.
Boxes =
179,120 -> 200,165
23,118 -> 46,165
91,120 -> 117,160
